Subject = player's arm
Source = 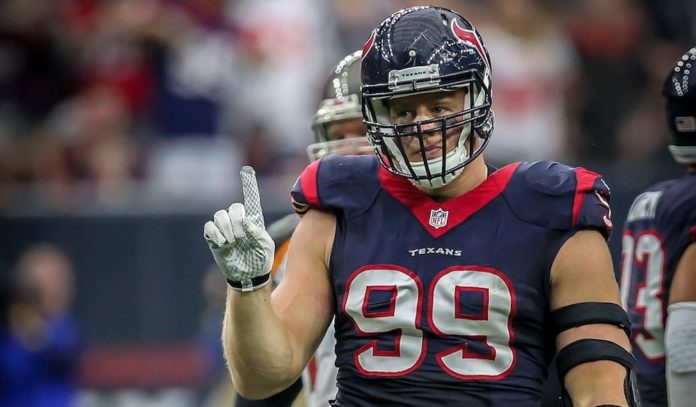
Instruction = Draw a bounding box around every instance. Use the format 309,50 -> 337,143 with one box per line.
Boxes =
204,168 -> 334,399
550,230 -> 636,407
665,242 -> 696,406
220,208 -> 334,399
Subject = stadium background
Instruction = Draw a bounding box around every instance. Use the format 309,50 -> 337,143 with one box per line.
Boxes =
0,0 -> 693,406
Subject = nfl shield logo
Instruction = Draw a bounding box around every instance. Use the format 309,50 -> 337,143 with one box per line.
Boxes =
429,208 -> 449,229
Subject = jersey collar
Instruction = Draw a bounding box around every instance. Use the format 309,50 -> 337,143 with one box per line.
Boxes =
379,162 -> 520,238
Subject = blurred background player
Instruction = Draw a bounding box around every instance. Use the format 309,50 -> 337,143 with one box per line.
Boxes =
306,50 -> 372,163
234,50 -> 369,407
620,46 -> 696,407
0,244 -> 80,407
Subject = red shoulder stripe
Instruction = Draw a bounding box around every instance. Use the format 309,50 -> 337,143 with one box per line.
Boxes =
300,160 -> 321,207
572,168 -> 600,226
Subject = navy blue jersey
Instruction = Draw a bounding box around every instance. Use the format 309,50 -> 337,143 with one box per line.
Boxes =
619,173 -> 696,406
291,156 -> 612,406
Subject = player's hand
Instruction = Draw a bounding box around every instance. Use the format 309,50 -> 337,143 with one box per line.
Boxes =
204,166 -> 275,292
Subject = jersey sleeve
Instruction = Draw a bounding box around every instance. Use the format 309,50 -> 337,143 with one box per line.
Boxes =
291,160 -> 322,215
506,161 -> 613,239
571,167 -> 613,238
290,155 -> 380,216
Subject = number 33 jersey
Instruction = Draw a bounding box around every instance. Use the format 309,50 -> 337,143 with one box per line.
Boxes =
291,156 -> 612,406
619,173 -> 696,406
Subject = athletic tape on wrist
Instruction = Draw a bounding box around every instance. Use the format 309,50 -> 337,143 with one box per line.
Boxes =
226,273 -> 271,292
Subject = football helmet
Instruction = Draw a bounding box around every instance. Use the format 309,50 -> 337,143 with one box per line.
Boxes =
361,6 -> 494,188
308,50 -> 372,161
663,46 -> 696,164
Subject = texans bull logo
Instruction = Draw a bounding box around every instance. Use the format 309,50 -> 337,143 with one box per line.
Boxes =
451,19 -> 490,72
362,30 -> 376,58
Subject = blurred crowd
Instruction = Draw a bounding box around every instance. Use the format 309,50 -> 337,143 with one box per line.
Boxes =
0,0 -> 694,215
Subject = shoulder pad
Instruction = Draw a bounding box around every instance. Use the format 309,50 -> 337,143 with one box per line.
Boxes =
504,161 -> 612,238
290,155 -> 381,216
663,177 -> 696,244
631,177 -> 696,246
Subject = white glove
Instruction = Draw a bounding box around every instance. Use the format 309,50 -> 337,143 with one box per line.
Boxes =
204,166 -> 275,292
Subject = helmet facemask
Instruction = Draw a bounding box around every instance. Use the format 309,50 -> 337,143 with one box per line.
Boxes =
363,70 -> 493,188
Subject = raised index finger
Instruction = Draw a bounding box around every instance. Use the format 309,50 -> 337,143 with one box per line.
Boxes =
240,166 -> 265,228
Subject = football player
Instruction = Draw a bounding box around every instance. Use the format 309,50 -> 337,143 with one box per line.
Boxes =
234,50 -> 368,407
205,6 -> 638,406
619,47 -> 696,407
